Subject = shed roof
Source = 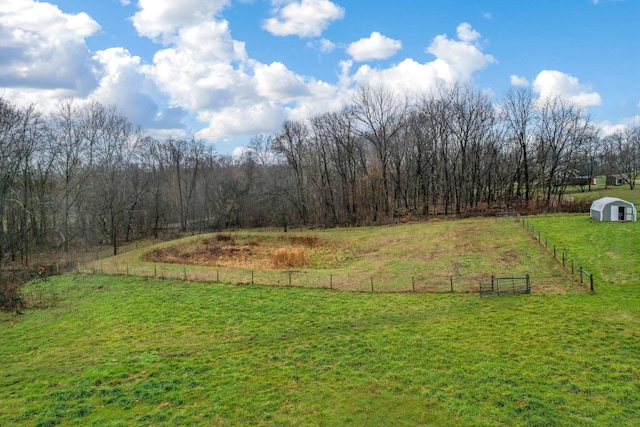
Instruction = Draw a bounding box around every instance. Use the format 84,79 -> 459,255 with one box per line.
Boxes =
590,197 -> 634,211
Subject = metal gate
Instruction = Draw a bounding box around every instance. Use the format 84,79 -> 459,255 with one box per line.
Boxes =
480,274 -> 530,297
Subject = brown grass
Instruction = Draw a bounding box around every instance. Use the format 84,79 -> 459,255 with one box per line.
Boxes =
144,234 -> 328,270
287,236 -> 319,247
272,247 -> 308,268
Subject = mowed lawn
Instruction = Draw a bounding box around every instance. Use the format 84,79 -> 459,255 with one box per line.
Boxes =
1,215 -> 639,426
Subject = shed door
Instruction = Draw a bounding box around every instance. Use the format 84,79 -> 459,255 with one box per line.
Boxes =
611,205 -> 618,221
618,206 -> 626,221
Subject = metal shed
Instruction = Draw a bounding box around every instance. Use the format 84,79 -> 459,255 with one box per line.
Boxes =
590,197 -> 637,222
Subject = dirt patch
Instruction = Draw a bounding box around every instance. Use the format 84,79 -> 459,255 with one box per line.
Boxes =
144,233 -> 341,270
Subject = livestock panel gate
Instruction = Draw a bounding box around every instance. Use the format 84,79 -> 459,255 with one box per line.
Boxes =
480,274 -> 530,297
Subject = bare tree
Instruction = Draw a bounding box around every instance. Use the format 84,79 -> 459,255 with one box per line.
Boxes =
603,126 -> 640,190
87,105 -> 140,255
535,96 -> 595,206
350,84 -> 408,217
272,120 -> 310,225
501,88 -> 537,206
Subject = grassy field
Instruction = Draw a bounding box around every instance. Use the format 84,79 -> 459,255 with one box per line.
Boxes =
1,215 -> 639,426
565,183 -> 640,204
87,218 -> 578,294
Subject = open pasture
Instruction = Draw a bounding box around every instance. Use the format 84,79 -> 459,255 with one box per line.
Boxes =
1,214 -> 639,426
93,218 -> 579,294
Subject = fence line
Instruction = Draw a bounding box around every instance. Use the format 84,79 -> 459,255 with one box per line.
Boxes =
520,217 -> 595,293
76,261 -> 544,295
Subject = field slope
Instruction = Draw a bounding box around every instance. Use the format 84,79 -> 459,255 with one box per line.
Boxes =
90,218 -> 579,294
1,215 -> 639,426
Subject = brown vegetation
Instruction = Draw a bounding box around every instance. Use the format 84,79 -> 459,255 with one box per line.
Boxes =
145,233 -> 324,270
272,247 -> 308,268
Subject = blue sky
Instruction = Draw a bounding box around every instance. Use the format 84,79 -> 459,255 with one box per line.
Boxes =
1,0 -> 638,154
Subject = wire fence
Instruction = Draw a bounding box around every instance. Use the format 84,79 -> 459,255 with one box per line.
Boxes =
520,217 -> 595,293
21,218 -> 590,296
79,261 -> 491,294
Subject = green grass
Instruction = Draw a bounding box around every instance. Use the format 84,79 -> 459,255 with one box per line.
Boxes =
1,214 -> 639,426
92,218 -> 578,294
565,184 -> 640,204
527,214 -> 638,292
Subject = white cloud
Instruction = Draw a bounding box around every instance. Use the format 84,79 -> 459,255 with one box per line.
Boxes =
263,0 -> 344,38
319,38 -> 337,53
598,121 -> 628,137
92,48 -> 183,129
425,25 -> 496,82
0,0 -> 100,95
253,62 -> 310,100
196,102 -> 288,140
1,2 -> 501,152
532,70 -> 602,107
132,0 -> 230,42
456,22 -> 480,43
347,32 -> 402,62
510,75 -> 530,87
348,24 -> 495,96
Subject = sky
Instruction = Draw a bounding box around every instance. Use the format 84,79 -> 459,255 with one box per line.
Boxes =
1,0 -> 639,155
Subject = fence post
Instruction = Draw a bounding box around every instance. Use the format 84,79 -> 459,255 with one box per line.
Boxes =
562,252 -> 566,267
553,245 -> 556,258
571,259 -> 574,275
412,276 -> 415,292
330,274 -> 333,290
526,274 -> 531,293
154,264 -> 157,277
371,277 -> 374,292
184,267 -> 187,281
216,269 -> 219,282
590,274 -> 594,293
450,276 -> 453,293
289,272 -> 292,286
579,267 -> 583,284
252,271 -> 254,285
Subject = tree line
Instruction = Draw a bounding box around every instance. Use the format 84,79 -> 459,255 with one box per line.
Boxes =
0,83 -> 638,270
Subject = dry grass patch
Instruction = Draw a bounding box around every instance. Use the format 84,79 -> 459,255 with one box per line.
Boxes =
144,233 -> 341,270
272,247 -> 308,268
